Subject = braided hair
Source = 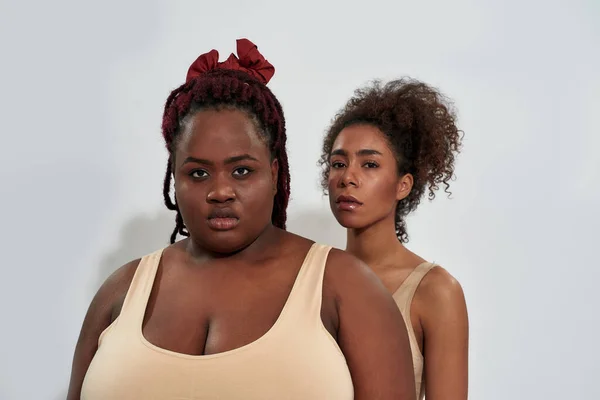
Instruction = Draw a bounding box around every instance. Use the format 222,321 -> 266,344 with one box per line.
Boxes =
161,68 -> 290,243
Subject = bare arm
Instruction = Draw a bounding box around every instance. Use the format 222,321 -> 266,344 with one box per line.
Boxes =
419,267 -> 469,400
66,260 -> 139,400
326,249 -> 416,400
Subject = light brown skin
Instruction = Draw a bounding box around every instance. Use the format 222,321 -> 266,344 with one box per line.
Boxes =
67,109 -> 416,400
328,124 -> 469,400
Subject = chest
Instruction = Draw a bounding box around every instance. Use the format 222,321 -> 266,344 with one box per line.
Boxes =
141,258 -> 337,356
82,245 -> 353,400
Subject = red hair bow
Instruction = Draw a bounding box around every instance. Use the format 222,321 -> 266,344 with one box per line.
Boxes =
186,38 -> 275,85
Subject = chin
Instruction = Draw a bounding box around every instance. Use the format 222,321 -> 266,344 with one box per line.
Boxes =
333,212 -> 368,230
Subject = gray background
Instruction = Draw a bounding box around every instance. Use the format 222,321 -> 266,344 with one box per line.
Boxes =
0,0 -> 598,398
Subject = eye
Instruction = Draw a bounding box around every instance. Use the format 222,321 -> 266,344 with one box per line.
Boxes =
331,161 -> 346,169
232,167 -> 252,177
363,161 -> 379,168
190,169 -> 209,179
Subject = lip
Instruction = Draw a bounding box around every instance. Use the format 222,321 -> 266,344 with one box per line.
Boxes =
207,209 -> 239,231
207,217 -> 239,231
335,194 -> 363,211
336,195 -> 362,204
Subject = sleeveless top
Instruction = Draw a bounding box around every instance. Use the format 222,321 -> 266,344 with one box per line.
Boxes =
81,243 -> 354,400
392,262 -> 437,400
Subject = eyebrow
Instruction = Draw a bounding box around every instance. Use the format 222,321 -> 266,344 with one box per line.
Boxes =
330,149 -> 383,157
182,154 -> 260,166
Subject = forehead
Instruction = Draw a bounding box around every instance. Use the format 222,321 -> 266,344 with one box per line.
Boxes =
332,124 -> 393,155
177,108 -> 268,159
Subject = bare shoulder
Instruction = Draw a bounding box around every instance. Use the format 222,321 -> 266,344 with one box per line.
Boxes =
87,257 -> 141,327
324,247 -> 386,294
102,258 -> 140,291
416,265 -> 468,326
419,265 -> 465,302
325,247 -> 369,270
97,259 -> 141,305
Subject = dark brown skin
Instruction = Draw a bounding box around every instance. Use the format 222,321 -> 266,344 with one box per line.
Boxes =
328,124 -> 469,400
67,110 -> 416,400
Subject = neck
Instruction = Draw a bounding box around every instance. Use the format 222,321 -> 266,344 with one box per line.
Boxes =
346,215 -> 404,267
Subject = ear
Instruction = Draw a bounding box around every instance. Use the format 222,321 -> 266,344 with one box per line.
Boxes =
396,173 -> 413,201
271,158 -> 279,195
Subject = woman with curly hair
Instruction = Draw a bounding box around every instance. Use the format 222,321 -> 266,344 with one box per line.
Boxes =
320,78 -> 469,400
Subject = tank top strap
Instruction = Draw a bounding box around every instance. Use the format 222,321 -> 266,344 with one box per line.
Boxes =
392,262 -> 437,314
280,243 -> 332,323
115,248 -> 164,328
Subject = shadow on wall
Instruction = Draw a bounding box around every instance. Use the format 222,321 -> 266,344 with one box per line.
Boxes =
286,205 -> 347,250
96,210 -> 176,287
95,205 -> 346,289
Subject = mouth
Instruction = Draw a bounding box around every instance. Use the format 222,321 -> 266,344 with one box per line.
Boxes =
335,194 -> 363,211
207,209 -> 239,231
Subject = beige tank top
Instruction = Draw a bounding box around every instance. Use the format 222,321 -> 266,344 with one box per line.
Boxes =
392,262 -> 437,400
81,243 -> 354,399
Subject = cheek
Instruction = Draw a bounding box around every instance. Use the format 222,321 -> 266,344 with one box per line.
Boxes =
238,174 -> 276,207
327,176 -> 336,192
175,178 -> 192,193
175,180 -> 208,215
176,176 -> 203,196
365,173 -> 398,202
327,169 -> 340,191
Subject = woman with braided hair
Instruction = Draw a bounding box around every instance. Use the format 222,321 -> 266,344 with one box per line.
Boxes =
67,39 -> 416,400
321,78 -> 469,399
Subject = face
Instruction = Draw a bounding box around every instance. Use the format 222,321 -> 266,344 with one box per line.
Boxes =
173,108 -> 278,254
327,124 -> 412,231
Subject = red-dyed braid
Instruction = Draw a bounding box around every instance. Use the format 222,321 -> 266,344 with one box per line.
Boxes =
161,69 -> 290,244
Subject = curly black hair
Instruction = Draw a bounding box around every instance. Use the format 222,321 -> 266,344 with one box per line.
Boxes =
319,78 -> 463,242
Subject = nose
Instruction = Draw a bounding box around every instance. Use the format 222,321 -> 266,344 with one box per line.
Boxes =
339,166 -> 358,188
207,175 -> 236,204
